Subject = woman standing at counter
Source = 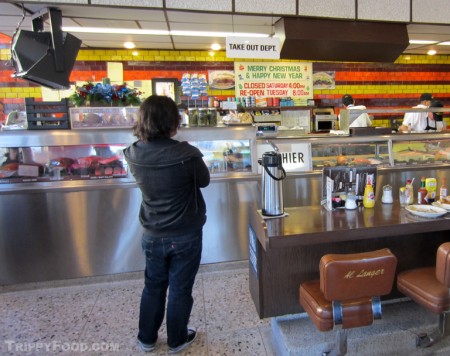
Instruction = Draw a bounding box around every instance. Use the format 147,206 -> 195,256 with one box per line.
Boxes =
124,95 -> 210,353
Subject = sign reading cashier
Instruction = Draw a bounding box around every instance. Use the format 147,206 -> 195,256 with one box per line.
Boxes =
256,142 -> 312,173
226,37 -> 280,59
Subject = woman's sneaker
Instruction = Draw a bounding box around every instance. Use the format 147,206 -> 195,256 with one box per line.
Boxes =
137,337 -> 156,352
168,328 -> 197,354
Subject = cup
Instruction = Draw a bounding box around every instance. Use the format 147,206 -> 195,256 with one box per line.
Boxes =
399,187 -> 407,207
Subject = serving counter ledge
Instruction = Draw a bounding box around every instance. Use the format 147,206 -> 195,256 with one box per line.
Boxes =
250,203 -> 450,251
248,203 -> 450,318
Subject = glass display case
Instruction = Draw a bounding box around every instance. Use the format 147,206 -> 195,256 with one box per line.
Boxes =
190,139 -> 252,174
69,107 -> 139,129
311,140 -> 390,170
0,143 -> 128,184
392,137 -> 450,166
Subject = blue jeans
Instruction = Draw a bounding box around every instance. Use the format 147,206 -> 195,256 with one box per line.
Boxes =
137,230 -> 202,348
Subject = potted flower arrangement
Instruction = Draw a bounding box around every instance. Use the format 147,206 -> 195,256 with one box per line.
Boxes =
69,82 -> 142,107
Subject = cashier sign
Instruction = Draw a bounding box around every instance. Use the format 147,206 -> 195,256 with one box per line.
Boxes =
257,143 -> 312,173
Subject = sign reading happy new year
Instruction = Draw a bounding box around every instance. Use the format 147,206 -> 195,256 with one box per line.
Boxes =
234,61 -> 313,99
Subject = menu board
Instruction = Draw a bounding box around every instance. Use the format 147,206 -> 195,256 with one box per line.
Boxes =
234,61 -> 313,99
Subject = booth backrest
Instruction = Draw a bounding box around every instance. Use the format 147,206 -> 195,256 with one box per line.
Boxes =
436,242 -> 450,287
320,248 -> 398,301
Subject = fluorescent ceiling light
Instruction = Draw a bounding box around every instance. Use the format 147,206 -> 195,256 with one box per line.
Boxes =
409,40 -> 437,44
170,30 -> 268,37
438,42 -> 450,46
62,26 -> 269,38
63,27 -> 169,35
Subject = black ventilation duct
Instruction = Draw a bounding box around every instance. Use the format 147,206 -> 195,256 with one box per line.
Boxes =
274,17 -> 409,63
11,8 -> 81,89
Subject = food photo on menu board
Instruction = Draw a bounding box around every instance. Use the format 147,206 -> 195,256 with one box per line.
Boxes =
208,70 -> 235,90
313,71 -> 336,89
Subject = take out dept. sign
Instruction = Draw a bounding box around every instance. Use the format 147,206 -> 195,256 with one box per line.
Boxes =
234,61 -> 313,99
226,37 -> 280,59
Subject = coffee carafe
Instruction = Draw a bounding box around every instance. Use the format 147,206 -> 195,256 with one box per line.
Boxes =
259,142 -> 286,216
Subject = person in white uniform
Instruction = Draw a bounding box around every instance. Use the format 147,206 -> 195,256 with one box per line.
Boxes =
399,93 -> 433,132
425,99 -> 445,132
341,94 -> 372,128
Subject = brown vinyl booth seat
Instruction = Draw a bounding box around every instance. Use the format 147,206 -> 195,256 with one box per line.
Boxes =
397,242 -> 450,348
299,248 -> 398,356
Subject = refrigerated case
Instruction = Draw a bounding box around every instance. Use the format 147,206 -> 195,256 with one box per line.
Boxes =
0,126 -> 259,284
2,125 -> 450,285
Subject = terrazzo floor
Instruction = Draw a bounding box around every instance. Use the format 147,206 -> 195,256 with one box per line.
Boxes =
2,261 -> 450,356
0,261 -> 276,355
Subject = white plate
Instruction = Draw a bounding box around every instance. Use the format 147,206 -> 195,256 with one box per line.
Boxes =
432,201 -> 450,211
405,204 -> 448,218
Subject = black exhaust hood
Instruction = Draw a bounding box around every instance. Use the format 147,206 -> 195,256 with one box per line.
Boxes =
11,8 -> 81,90
274,17 -> 409,63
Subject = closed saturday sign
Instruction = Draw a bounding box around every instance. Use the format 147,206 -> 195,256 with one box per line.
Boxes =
234,61 -> 313,99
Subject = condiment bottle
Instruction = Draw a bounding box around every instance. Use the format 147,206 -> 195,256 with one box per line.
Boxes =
363,177 -> 375,208
405,179 -> 414,205
425,178 -> 437,204
439,177 -> 448,202
418,176 -> 428,205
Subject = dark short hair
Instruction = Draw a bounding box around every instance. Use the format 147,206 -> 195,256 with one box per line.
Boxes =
430,99 -> 444,121
133,95 -> 180,141
420,93 -> 433,101
342,94 -> 354,107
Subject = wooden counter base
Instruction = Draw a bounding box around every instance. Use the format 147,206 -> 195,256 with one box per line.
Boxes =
248,203 -> 450,318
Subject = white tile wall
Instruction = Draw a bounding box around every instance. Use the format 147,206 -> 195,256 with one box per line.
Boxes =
358,0 -> 410,22
235,0 -> 296,15
298,0 -> 355,19
412,0 -> 450,24
166,0 -> 232,12
91,0 -> 163,6
23,0 -> 88,3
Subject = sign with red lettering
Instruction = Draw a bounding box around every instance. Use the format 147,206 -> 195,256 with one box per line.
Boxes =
234,62 -> 313,99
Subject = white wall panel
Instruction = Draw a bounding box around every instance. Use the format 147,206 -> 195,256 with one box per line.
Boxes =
91,0 -> 163,6
23,0 -> 87,3
412,0 -> 450,24
166,0 -> 232,12
235,0 -> 296,15
298,0 -> 355,19
358,0 -> 410,22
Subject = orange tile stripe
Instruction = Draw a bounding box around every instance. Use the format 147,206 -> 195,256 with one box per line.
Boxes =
336,71 -> 450,82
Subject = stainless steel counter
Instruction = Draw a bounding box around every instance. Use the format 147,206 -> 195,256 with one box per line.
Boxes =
2,127 -> 450,285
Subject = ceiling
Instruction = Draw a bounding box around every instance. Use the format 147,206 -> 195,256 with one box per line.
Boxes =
1,2 -> 450,56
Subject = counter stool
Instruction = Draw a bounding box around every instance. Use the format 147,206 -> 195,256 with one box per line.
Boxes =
397,242 -> 450,348
299,248 -> 398,356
